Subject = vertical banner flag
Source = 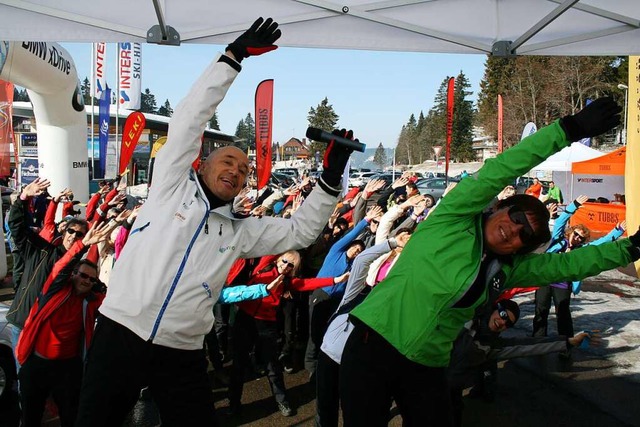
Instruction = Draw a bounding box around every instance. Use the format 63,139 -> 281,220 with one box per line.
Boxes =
119,111 -> 146,174
0,80 -> 13,176
521,122 -> 537,141
445,77 -> 455,180
98,86 -> 111,178
497,94 -> 503,153
255,79 -> 274,190
93,42 -> 107,99
118,42 -> 142,110
625,55 -> 640,275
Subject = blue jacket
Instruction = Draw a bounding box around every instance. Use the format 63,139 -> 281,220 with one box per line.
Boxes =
547,200 -> 624,294
319,218 -> 370,298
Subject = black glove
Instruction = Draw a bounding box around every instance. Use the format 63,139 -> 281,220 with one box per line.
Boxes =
559,97 -> 621,142
628,227 -> 640,261
321,129 -> 356,188
226,17 -> 281,63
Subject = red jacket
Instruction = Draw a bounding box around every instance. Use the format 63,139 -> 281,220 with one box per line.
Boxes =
236,255 -> 333,321
16,240 -> 104,364
38,200 -> 61,246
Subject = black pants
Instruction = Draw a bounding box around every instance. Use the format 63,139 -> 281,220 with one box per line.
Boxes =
229,309 -> 288,406
533,286 -> 574,337
316,350 -> 340,427
305,289 -> 337,375
204,303 -> 230,371
19,355 -> 82,427
339,319 -> 453,427
75,316 -> 217,427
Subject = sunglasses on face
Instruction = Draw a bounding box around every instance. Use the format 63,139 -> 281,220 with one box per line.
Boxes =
66,228 -> 85,238
371,219 -> 379,225
280,259 -> 295,268
507,206 -> 535,245
572,230 -> 586,242
74,271 -> 98,284
496,303 -> 514,328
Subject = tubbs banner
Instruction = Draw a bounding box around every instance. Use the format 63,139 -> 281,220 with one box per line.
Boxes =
255,79 -> 274,190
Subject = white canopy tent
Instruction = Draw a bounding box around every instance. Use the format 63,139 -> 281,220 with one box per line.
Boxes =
0,0 -> 638,56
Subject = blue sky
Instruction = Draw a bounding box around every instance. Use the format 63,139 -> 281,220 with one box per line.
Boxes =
61,43 -> 487,148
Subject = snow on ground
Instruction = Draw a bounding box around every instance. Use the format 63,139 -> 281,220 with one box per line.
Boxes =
507,268 -> 640,383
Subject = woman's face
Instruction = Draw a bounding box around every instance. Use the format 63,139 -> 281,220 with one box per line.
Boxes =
484,207 -> 534,255
277,256 -> 296,276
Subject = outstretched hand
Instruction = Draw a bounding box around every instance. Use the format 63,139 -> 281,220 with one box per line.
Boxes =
226,17 -> 281,63
21,178 -> 51,199
560,97 -> 622,142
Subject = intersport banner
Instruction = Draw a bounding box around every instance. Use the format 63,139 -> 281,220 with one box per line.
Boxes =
255,79 -> 274,190
0,80 -> 13,176
445,77 -> 454,179
119,111 -> 145,174
625,55 -> 640,275
497,94 -> 503,153
98,86 -> 111,178
118,42 -> 141,110
93,42 -> 107,99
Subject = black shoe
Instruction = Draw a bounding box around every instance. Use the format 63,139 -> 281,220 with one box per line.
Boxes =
223,402 -> 242,416
278,401 -> 295,417
279,353 -> 294,374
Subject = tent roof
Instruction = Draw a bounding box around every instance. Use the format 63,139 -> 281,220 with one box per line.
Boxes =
533,142 -> 602,171
0,1 -> 638,56
572,146 -> 626,175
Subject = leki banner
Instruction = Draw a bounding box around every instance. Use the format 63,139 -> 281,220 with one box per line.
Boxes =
445,77 -> 455,179
98,85 -> 111,178
0,80 -> 14,177
93,42 -> 107,99
118,42 -> 141,110
119,111 -> 146,174
255,79 -> 274,190
497,94 -> 503,153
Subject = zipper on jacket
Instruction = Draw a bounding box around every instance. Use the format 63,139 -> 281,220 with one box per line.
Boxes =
204,216 -> 209,234
219,223 -> 222,236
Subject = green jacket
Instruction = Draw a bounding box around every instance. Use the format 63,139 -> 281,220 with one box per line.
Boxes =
351,121 -> 633,367
547,186 -> 563,203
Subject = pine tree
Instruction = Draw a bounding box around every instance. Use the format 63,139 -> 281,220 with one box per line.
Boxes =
234,113 -> 255,151
140,88 -> 157,114
157,99 -> 173,117
373,143 -> 388,169
81,77 -> 92,105
307,97 -> 339,159
208,111 -> 220,130
451,71 -> 475,162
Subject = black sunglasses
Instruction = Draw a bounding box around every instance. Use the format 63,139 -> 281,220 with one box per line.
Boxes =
572,230 -> 586,242
66,228 -> 86,238
371,219 -> 379,225
74,271 -> 98,284
280,259 -> 295,268
497,303 -> 515,328
507,206 -> 535,245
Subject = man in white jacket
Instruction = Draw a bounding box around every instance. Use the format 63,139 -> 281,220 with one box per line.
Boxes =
76,18 -> 355,426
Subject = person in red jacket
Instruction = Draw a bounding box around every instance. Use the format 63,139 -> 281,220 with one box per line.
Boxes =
227,250 -> 348,417
16,223 -> 111,427
525,178 -> 543,199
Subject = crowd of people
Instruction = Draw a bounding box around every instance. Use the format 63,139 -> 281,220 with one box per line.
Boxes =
3,16 -> 639,427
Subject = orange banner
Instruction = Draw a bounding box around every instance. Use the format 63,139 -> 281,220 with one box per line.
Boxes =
255,79 -> 274,190
569,202 -> 626,237
0,80 -> 14,177
445,77 -> 455,178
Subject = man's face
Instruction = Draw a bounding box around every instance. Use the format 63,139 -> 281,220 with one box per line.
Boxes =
62,224 -> 87,250
200,146 -> 249,202
72,264 -> 98,295
346,244 -> 363,260
569,228 -> 587,248
488,307 -> 516,332
483,207 -> 535,255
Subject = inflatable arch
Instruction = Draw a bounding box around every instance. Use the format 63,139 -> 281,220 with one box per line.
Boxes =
0,41 -> 89,202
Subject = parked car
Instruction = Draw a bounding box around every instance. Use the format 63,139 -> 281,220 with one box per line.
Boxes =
0,301 -> 17,404
270,172 -> 295,188
274,168 -> 300,180
415,177 -> 460,207
348,171 -> 377,188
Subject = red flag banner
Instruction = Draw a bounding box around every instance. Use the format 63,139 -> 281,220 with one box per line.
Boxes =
0,81 -> 14,177
119,111 -> 145,175
497,94 -> 503,153
445,77 -> 455,178
255,79 -> 274,190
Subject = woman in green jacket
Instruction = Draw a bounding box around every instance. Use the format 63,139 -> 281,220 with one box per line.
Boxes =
339,98 -> 637,426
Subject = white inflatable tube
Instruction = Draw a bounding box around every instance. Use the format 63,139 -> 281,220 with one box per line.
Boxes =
0,41 -> 88,202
